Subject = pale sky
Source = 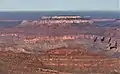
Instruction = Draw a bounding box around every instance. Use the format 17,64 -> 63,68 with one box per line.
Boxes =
0,0 -> 119,11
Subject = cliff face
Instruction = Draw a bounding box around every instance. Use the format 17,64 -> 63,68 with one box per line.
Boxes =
0,26 -> 120,57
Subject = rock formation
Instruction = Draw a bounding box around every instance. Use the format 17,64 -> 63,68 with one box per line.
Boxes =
0,16 -> 120,74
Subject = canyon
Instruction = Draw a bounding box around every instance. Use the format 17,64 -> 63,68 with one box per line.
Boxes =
0,16 -> 120,74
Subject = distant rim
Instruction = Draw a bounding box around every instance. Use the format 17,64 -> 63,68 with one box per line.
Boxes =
0,10 -> 119,12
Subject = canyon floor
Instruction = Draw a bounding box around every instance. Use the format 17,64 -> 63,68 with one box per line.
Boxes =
0,49 -> 120,74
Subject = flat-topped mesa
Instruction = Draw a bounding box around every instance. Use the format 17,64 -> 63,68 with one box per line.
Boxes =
38,20 -> 93,24
41,16 -> 81,20
40,16 -> 93,24
20,20 -> 93,26
19,16 -> 94,26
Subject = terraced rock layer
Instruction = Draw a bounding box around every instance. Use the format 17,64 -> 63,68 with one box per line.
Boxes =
0,17 -> 120,74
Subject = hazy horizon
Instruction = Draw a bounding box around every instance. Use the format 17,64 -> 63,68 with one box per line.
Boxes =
0,0 -> 119,11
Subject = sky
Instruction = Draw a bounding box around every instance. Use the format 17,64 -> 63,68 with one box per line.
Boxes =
0,0 -> 119,11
